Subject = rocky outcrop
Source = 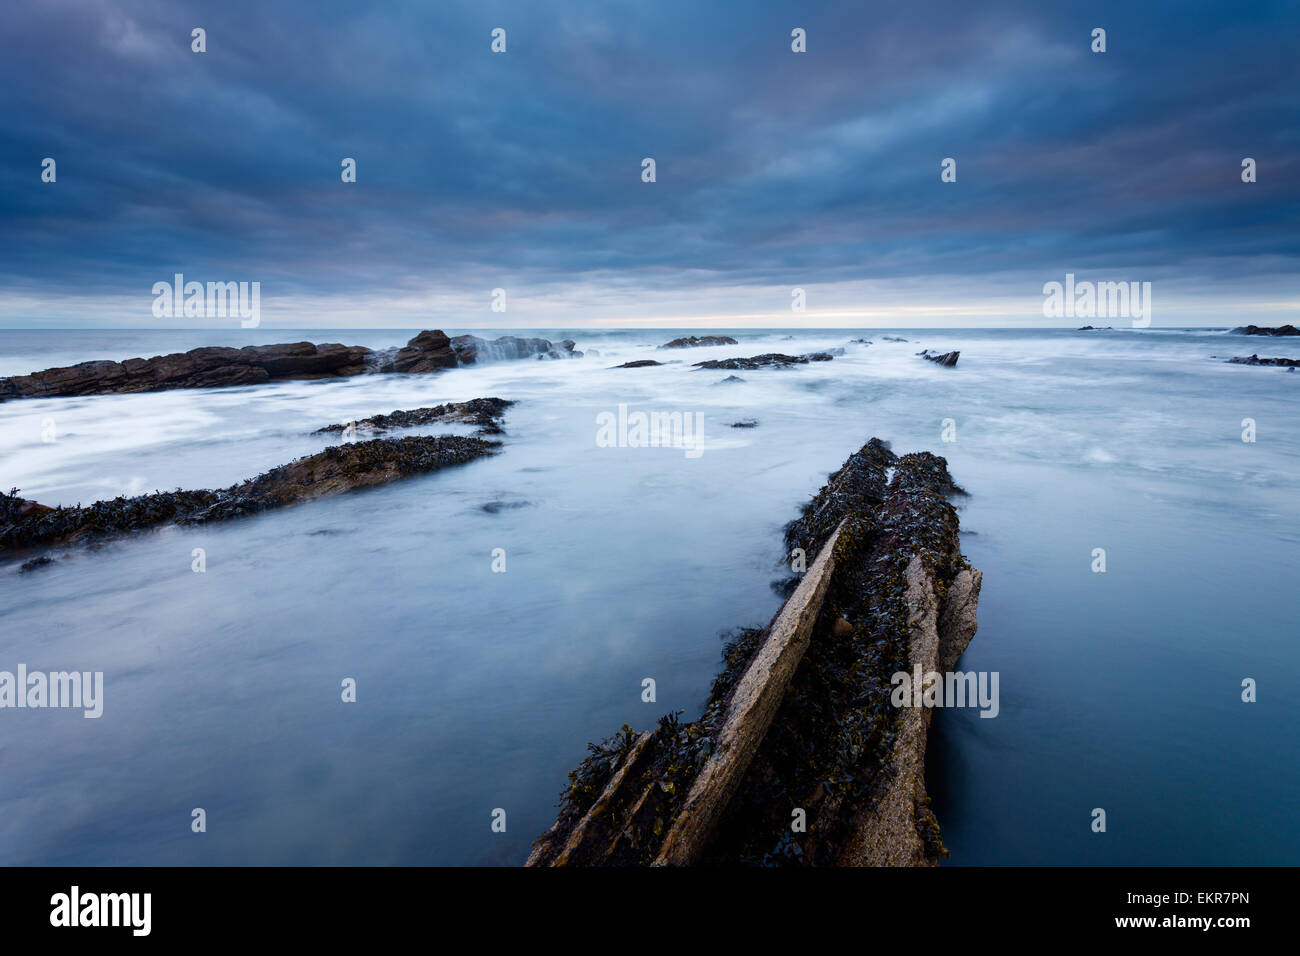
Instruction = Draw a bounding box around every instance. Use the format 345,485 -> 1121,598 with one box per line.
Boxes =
526,438 -> 979,867
314,398 -> 514,436
1077,325 -> 1112,331
1,399 -> 513,557
612,360 -> 664,368
660,336 -> 739,349
1230,325 -> 1300,336
693,352 -> 834,371
1227,355 -> 1300,368
918,349 -> 960,367
0,330 -> 580,401
0,342 -> 376,400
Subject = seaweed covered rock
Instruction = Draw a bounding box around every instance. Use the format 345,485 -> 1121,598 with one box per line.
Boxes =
1,434 -> 501,556
527,437 -> 980,867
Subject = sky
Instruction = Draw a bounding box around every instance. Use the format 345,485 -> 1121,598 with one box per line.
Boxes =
0,0 -> 1296,329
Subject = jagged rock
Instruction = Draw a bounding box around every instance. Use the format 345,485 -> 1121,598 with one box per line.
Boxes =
715,375 -> 746,384
1231,325 -> 1300,336
1227,354 -> 1300,367
659,335 -> 739,349
612,360 -> 664,368
918,349 -> 960,367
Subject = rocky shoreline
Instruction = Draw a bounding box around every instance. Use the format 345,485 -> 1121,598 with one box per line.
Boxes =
0,330 -> 577,401
526,438 -> 980,866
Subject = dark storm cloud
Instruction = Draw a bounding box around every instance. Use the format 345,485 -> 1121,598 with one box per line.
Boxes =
0,0 -> 1296,320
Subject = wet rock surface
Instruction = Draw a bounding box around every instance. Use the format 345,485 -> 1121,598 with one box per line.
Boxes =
693,352 -> 834,371
314,398 -> 514,436
659,335 -> 739,348
527,437 -> 979,867
612,360 -> 665,368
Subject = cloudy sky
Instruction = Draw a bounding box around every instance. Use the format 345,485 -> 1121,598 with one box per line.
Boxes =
1,0 -> 1296,328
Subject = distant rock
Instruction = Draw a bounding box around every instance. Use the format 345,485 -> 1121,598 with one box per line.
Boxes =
849,338 -> 872,345
715,375 -> 746,384
1227,354 -> 1300,368
1077,325 -> 1113,331
1230,325 -> 1300,336
918,349 -> 960,367
659,335 -> 739,349
612,360 -> 665,368
729,419 -> 759,428
693,352 -> 834,371
882,336 -> 909,343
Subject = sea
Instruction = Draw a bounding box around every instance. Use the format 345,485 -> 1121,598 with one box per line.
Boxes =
1,326 -> 1296,865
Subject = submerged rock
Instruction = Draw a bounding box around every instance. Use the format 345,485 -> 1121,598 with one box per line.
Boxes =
1227,354 -> 1300,367
449,334 -> 581,363
526,437 -> 980,867
918,349 -> 960,367
1077,325 -> 1113,331
314,398 -> 513,436
1,432 -> 502,556
882,336 -> 909,343
693,352 -> 833,371
1231,324 -> 1300,336
612,360 -> 664,368
715,375 -> 746,384
729,419 -> 759,428
659,335 -> 738,349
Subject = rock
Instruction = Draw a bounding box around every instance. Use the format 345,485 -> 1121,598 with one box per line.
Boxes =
611,360 -> 664,368
715,375 -> 746,384
848,338 -> 872,345
19,555 -> 54,573
1230,325 -> 1300,336
2,425 -> 507,557
729,419 -> 759,428
693,352 -> 833,371
918,349 -> 960,367
450,335 -> 581,363
0,329 -> 584,401
0,341 -> 376,400
882,336 -> 909,342
314,398 -> 514,436
526,438 -> 979,867
1077,325 -> 1112,331
659,335 -> 738,349
1227,354 -> 1300,367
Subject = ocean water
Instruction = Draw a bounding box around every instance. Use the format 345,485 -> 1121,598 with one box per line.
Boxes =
0,326 -> 1296,865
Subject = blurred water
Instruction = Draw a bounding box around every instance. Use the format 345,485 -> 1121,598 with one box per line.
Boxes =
0,326 -> 1296,864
